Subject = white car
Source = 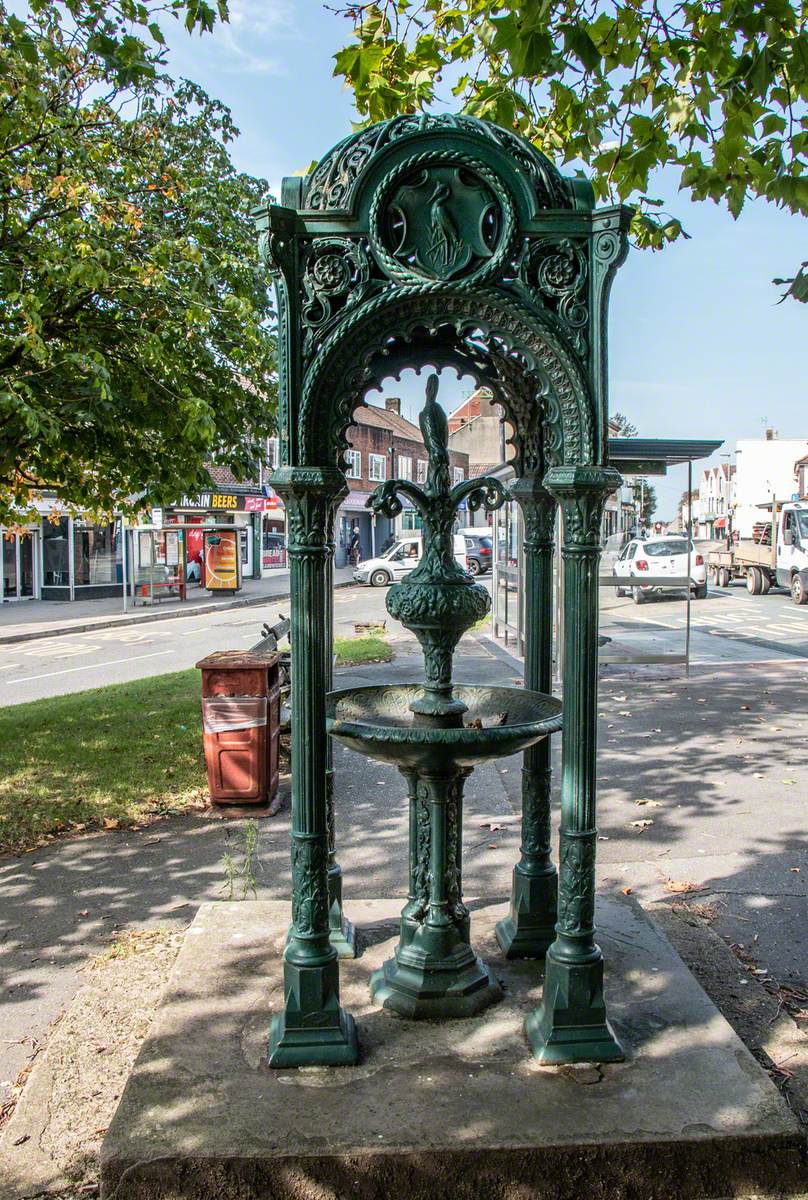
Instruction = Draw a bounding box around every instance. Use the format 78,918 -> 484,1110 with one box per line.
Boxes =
613,536 -> 708,604
353,534 -> 468,587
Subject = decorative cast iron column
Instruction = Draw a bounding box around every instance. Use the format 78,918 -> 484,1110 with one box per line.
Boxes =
268,466 -> 358,1068
496,477 -> 558,958
526,464 -> 624,1064
324,497 -> 355,957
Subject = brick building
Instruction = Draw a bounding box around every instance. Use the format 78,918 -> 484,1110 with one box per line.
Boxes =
338,399 -> 470,566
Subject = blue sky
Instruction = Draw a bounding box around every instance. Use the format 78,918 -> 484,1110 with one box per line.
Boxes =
163,2 -> 806,519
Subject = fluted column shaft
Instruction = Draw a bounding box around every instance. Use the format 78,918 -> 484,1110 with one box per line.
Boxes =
497,477 -> 557,958
324,499 -> 354,955
267,467 -> 357,1068
525,464 -> 624,1065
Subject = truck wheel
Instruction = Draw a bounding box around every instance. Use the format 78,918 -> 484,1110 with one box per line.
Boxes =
747,567 -> 764,595
791,574 -> 808,606
761,573 -> 771,595
633,587 -> 646,605
370,569 -> 391,588
718,568 -> 730,588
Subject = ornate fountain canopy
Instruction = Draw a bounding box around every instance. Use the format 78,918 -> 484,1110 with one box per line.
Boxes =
255,114 -> 632,484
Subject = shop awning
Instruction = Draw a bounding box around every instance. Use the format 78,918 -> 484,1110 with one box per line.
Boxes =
714,517 -> 727,529
341,489 -> 375,512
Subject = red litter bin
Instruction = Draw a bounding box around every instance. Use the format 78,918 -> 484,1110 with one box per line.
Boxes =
196,651 -> 280,805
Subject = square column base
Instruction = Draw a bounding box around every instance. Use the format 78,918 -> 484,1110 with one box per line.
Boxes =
328,914 -> 356,959
268,1008 -> 358,1069
268,947 -> 358,1068
525,949 -> 624,1064
495,865 -> 557,960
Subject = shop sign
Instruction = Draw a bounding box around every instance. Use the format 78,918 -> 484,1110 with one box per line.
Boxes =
244,494 -> 283,512
177,491 -> 282,513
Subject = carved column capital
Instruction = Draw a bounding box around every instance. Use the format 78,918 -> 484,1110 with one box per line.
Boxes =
511,475 -> 556,548
544,465 -> 622,549
272,466 -> 348,552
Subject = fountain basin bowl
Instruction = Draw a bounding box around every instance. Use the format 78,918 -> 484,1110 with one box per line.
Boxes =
326,684 -> 562,770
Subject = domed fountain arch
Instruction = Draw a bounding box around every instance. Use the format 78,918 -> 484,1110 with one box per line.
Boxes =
255,114 -> 631,1068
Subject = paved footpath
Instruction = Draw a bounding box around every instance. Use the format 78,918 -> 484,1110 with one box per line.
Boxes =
0,567 -> 356,645
1,644 -> 806,1113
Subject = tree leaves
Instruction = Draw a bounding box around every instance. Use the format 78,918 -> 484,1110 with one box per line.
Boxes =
333,0 -> 808,297
0,0 -> 276,523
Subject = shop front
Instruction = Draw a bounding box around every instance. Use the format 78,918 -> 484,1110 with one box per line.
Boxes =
40,514 -> 123,601
169,489 -> 268,581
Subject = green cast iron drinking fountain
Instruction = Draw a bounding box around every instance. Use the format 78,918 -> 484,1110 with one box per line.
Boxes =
326,374 -> 562,1018
258,113 -> 630,1067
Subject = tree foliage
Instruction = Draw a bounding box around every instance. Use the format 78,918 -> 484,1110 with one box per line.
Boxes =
611,411 -> 638,437
633,477 -> 657,523
334,1 -> 807,286
0,0 -> 275,524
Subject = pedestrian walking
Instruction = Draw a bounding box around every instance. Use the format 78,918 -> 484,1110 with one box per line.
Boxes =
348,525 -> 361,567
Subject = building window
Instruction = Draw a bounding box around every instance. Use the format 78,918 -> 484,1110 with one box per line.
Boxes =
266,437 -> 280,470
369,454 -> 386,482
397,455 -> 412,480
73,519 -> 120,586
416,459 -> 428,484
345,450 -> 361,479
401,510 -> 423,531
453,467 -> 465,485
42,516 -> 69,586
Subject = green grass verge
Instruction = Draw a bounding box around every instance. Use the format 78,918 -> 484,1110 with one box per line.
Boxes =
0,670 -> 206,857
0,634 -> 392,856
333,634 -> 392,666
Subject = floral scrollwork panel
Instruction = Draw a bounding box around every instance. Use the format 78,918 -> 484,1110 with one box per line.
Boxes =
557,835 -> 596,936
522,238 -> 589,357
301,238 -> 372,359
291,837 -> 330,938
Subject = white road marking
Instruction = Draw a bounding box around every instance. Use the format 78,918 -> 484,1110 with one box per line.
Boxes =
22,642 -> 101,658
8,649 -> 173,684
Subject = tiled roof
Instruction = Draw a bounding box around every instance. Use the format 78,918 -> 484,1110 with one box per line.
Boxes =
468,462 -> 501,477
352,404 -> 423,443
205,463 -> 260,490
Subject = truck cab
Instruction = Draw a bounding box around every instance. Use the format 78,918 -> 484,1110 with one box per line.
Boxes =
776,502 -> 808,603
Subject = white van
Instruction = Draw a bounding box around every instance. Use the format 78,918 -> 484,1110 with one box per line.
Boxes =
353,533 -> 468,587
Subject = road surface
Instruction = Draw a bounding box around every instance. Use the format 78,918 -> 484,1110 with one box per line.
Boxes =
1,579 -> 807,705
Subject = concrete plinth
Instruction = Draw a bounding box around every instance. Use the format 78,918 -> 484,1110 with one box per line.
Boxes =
100,899 -> 804,1200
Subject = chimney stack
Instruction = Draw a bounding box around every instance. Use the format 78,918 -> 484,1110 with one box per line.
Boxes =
765,427 -> 778,441
385,397 -> 401,416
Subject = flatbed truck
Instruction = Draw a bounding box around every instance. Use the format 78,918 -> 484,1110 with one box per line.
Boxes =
707,500 -> 808,605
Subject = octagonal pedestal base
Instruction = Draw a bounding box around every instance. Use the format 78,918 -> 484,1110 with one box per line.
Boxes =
370,950 -> 502,1020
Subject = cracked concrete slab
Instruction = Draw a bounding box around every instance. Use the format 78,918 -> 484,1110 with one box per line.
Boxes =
99,897 -> 804,1200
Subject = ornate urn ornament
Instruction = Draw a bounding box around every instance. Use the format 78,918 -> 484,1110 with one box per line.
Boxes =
368,373 -> 505,717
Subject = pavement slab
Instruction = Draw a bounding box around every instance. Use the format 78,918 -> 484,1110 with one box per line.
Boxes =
97,898 -> 804,1200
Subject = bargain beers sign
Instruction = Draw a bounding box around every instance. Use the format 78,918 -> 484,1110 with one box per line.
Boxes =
178,492 -> 282,512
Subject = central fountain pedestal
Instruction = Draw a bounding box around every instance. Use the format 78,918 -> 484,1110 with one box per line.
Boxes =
370,767 -> 501,1019
327,683 -> 562,1019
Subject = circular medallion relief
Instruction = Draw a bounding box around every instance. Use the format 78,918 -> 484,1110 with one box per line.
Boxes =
369,155 -> 514,285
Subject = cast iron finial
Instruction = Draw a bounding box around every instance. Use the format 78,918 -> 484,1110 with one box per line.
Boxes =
367,375 -> 509,719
